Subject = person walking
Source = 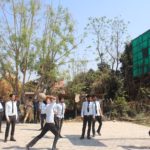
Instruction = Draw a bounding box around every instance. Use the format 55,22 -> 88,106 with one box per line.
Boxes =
80,95 -> 95,140
4,94 -> 18,142
55,96 -> 66,138
26,95 -> 59,150
92,95 -> 103,137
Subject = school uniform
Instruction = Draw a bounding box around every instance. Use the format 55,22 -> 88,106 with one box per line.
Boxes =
80,101 -> 95,139
55,103 -> 66,137
92,100 -> 103,136
39,101 -> 46,129
4,100 -> 18,142
26,102 -> 59,150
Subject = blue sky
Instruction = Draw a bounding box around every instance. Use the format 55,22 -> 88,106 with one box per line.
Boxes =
48,0 -> 150,71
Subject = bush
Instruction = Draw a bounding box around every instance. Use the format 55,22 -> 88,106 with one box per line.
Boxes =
113,96 -> 129,118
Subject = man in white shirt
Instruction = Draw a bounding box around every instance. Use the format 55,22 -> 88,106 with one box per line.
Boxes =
26,95 -> 59,150
4,94 -> 18,142
80,95 -> 95,139
55,96 -> 66,138
39,100 -> 46,130
92,95 -> 103,137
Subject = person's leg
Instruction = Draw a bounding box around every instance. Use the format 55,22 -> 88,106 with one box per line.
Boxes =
97,116 -> 102,135
87,116 -> 92,139
10,116 -> 16,141
92,117 -> 96,137
26,123 -> 49,148
80,116 -> 87,139
0,112 -> 2,133
59,118 -> 64,137
4,117 -> 11,142
24,110 -> 29,123
49,123 -> 59,150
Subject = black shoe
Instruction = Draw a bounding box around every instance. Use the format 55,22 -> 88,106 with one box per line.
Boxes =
97,131 -> 101,136
4,139 -> 7,143
80,136 -> 84,139
87,136 -> 91,139
92,134 -> 95,137
59,135 -> 63,138
26,145 -> 30,150
38,128 -> 42,131
10,138 -> 16,141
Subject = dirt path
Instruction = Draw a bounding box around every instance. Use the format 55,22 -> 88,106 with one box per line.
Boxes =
0,121 -> 149,150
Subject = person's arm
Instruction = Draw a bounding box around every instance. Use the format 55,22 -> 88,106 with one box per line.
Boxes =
99,102 -> 103,117
15,102 -> 18,120
5,102 -> 10,122
92,102 -> 96,118
81,102 -> 84,118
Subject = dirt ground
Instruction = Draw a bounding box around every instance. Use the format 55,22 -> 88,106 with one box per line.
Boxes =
0,121 -> 149,150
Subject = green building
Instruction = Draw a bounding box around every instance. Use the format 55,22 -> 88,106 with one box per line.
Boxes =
132,30 -> 150,77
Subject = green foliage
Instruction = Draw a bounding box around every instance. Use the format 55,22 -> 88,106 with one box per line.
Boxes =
113,96 -> 129,117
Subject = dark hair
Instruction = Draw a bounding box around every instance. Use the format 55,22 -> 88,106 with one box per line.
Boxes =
86,94 -> 91,98
9,94 -> 15,98
91,95 -> 96,98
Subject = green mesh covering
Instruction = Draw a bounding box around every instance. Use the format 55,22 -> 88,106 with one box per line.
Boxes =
132,30 -> 150,77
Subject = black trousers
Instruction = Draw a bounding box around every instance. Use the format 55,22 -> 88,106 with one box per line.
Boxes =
0,112 -> 3,132
27,123 -> 59,149
40,114 -> 46,129
5,115 -> 16,139
92,116 -> 102,135
55,117 -> 63,136
81,115 -> 93,138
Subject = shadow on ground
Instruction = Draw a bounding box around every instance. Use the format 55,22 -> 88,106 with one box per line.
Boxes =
65,135 -> 107,147
121,145 -> 150,150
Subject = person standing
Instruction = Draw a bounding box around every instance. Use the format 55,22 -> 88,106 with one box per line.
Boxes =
24,97 -> 33,123
80,95 -> 95,139
0,97 -> 4,133
4,94 -> 18,142
92,95 -> 103,137
39,100 -> 46,130
55,96 -> 66,138
26,95 -> 59,150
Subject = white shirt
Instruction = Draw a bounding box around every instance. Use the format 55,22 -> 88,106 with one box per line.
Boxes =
39,101 -> 46,114
55,103 -> 66,119
81,101 -> 95,117
45,102 -> 56,123
5,100 -> 18,120
93,101 -> 101,116
0,102 -> 3,109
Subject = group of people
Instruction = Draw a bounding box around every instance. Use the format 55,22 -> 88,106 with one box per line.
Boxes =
0,93 -> 149,150
0,93 -> 66,150
80,94 -> 103,139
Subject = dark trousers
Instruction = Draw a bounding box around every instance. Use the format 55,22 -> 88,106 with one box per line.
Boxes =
92,116 -> 102,135
55,117 -> 63,136
0,112 -> 3,132
5,115 -> 16,139
27,123 -> 59,149
81,115 -> 92,138
40,114 -> 46,129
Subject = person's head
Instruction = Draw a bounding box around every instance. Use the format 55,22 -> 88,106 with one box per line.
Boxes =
15,95 -> 19,101
86,94 -> 92,102
9,93 -> 16,101
58,96 -> 64,103
92,95 -> 97,101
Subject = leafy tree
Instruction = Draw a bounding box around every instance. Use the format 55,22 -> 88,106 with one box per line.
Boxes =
0,0 -> 40,102
34,5 -> 80,94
